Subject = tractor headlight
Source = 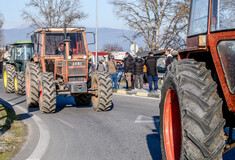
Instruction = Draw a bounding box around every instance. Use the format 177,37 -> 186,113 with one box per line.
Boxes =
83,55 -> 87,60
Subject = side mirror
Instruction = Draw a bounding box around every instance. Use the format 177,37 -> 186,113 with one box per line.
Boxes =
31,34 -> 37,43
86,32 -> 95,45
5,46 -> 9,51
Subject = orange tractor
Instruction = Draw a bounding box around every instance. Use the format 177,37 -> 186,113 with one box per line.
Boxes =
25,27 -> 112,113
160,0 -> 235,159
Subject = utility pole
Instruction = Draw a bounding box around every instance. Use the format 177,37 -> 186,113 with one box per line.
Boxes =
95,0 -> 98,68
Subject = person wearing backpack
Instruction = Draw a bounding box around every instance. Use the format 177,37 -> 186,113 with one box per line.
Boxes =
107,55 -> 118,90
97,60 -> 106,72
134,56 -> 145,89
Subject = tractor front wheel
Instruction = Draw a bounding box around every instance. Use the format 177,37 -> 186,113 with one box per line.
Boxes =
25,62 -> 41,107
91,72 -> 112,111
3,64 -> 15,93
15,72 -> 25,95
160,59 -> 225,160
38,72 -> 56,113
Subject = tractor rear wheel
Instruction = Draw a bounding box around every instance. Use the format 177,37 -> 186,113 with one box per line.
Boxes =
25,62 -> 41,107
91,72 -> 112,111
160,59 -> 225,160
38,72 -> 56,113
15,72 -> 25,95
3,64 -> 15,93
73,94 -> 91,106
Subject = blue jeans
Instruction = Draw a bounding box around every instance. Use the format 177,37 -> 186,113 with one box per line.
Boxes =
148,75 -> 158,91
110,73 -> 118,89
117,71 -> 123,82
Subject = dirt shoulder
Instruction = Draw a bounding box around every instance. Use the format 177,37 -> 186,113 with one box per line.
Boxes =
0,104 -> 27,160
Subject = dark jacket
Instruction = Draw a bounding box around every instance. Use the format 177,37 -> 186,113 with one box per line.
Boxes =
145,56 -> 157,76
124,55 -> 135,73
165,55 -> 173,71
134,58 -> 145,75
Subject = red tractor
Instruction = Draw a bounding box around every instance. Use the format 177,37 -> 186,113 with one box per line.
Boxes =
25,27 -> 113,113
160,0 -> 235,159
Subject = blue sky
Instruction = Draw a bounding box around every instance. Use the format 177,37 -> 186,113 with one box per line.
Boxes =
0,0 -> 127,29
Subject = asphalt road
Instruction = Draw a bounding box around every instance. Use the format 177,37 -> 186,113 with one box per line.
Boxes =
0,79 -> 162,160
1,78 -> 234,160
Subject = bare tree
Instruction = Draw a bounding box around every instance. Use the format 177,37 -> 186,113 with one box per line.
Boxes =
0,13 -> 3,43
0,13 -> 4,58
102,43 -> 123,52
22,0 -> 87,28
111,0 -> 190,50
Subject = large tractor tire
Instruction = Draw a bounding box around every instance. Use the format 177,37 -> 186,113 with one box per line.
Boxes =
25,62 -> 41,107
91,72 -> 112,111
38,72 -> 56,113
160,59 -> 225,160
73,94 -> 91,106
3,64 -> 16,93
14,72 -> 25,95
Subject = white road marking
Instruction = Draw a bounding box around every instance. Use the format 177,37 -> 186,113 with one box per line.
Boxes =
134,115 -> 160,123
54,117 -> 75,129
5,103 -> 50,160
114,93 -> 160,100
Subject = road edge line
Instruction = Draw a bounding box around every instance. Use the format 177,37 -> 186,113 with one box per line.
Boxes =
13,105 -> 50,160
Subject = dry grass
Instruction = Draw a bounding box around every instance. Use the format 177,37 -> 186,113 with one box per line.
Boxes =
0,104 -> 27,160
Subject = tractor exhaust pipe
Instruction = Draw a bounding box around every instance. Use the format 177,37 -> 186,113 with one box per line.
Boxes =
63,23 -> 70,60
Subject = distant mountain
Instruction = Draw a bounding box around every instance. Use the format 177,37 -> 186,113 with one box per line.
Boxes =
2,27 -> 145,52
3,27 -> 34,45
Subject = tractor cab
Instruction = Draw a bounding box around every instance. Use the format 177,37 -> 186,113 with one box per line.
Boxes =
32,27 -> 89,86
8,41 -> 34,71
182,0 -> 235,110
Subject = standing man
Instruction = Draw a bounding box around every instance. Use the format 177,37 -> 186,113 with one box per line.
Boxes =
107,55 -> 118,91
134,56 -> 145,89
145,52 -> 158,93
124,52 -> 135,91
164,49 -> 174,71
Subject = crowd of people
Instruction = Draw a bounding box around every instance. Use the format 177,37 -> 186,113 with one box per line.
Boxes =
89,49 -> 173,93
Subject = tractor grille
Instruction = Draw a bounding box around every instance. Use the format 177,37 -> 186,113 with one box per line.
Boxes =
69,76 -> 85,82
68,67 -> 87,76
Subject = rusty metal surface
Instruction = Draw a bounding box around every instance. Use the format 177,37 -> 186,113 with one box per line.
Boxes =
208,31 -> 235,112
187,36 -> 200,48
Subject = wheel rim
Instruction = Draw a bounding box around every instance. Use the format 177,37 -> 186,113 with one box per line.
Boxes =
163,87 -> 181,160
26,73 -> 30,98
3,70 -> 7,88
15,77 -> 18,91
